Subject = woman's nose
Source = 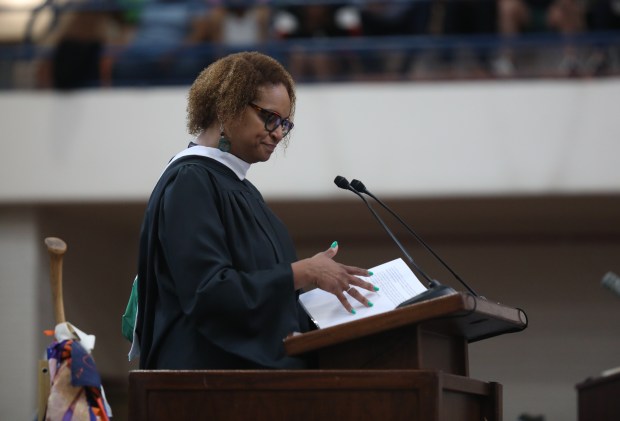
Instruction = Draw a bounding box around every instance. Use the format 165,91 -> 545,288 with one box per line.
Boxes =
270,125 -> 284,141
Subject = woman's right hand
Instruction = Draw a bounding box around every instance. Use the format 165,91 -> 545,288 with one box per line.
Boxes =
292,241 -> 378,314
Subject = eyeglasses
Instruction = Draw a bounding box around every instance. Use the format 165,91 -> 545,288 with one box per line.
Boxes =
249,103 -> 294,136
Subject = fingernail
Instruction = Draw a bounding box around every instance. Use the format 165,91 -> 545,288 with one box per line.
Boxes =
368,271 -> 374,276
373,286 -> 380,291
367,301 -> 374,307
330,241 -> 338,248
351,309 -> 356,314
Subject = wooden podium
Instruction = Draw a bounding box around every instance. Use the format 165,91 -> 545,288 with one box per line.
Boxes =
576,370 -> 620,420
129,293 -> 527,420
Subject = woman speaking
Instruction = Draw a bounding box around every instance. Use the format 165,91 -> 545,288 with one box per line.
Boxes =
135,51 -> 377,370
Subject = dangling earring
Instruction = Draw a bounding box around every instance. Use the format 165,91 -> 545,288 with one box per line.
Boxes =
218,128 -> 231,153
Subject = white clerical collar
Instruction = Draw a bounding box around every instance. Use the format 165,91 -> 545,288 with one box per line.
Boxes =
164,144 -> 251,180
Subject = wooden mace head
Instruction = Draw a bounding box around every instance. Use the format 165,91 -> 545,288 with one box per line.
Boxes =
44,237 -> 67,255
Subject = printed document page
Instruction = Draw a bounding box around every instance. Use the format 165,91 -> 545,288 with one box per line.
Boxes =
298,258 -> 427,329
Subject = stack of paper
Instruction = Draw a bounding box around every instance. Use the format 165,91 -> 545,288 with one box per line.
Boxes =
299,258 -> 428,329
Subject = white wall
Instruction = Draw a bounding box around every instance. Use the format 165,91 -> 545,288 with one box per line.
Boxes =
0,208 -> 40,421
0,79 -> 619,202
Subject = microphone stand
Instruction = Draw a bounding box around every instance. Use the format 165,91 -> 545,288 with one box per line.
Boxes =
350,179 -> 479,298
334,176 -> 455,307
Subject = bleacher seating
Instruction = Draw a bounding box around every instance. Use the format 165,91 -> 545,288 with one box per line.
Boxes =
0,0 -> 619,89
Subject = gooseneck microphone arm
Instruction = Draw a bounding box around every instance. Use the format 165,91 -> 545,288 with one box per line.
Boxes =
350,178 -> 479,297
334,176 -> 435,286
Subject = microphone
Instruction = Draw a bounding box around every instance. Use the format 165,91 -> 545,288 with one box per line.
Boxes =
602,272 -> 620,297
334,176 -> 432,284
350,178 -> 479,297
334,176 -> 455,306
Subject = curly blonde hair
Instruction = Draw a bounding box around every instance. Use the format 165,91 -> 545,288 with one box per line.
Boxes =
187,51 -> 296,137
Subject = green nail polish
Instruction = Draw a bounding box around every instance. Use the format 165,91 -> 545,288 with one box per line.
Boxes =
373,286 -> 380,291
330,241 -> 338,248
351,309 -> 356,314
368,301 -> 374,307
368,271 -> 374,276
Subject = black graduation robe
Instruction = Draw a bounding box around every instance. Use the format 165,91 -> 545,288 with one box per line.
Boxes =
136,155 -> 311,369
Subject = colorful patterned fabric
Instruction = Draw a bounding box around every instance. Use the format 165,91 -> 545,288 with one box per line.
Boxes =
45,340 -> 110,421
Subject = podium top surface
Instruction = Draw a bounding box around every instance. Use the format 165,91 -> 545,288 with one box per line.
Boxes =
284,292 -> 528,357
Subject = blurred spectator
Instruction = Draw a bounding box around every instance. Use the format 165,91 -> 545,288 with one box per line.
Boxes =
589,0 -> 620,31
550,0 -> 587,75
274,4 -> 361,82
582,0 -> 620,75
182,0 -> 271,73
358,1 -> 431,80
548,0 -> 586,33
37,8 -> 128,90
110,0 -> 206,86
493,0 -> 587,76
441,0 -> 498,78
206,1 -> 271,46
493,0 -> 552,76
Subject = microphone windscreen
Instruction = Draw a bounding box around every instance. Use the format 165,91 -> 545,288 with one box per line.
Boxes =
334,176 -> 350,189
350,179 -> 366,193
601,272 -> 620,297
